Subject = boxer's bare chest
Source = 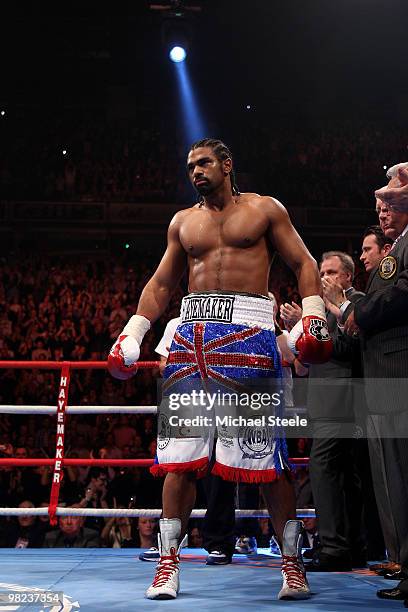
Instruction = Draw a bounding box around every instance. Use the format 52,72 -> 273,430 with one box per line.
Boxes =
179,202 -> 269,257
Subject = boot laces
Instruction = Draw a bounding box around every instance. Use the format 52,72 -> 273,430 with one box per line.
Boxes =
282,555 -> 306,589
152,548 -> 179,588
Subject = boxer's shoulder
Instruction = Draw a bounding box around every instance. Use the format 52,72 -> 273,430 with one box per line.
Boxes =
239,193 -> 288,218
168,207 -> 196,232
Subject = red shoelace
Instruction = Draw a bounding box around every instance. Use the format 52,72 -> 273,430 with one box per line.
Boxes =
152,550 -> 179,588
281,555 -> 306,589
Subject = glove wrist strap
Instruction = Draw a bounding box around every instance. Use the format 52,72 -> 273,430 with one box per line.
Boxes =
301,295 -> 326,319
122,315 -> 151,345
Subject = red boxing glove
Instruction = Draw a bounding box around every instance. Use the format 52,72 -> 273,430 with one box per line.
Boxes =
107,315 -> 151,380
288,296 -> 332,365
108,334 -> 140,380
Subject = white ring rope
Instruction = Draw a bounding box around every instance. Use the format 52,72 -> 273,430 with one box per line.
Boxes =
0,403 -> 313,517
0,507 -> 316,518
0,405 -> 158,414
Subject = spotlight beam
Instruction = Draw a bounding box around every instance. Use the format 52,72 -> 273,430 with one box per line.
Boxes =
173,60 -> 205,144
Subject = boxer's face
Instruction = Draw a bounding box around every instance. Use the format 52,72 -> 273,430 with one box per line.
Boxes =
187,147 -> 231,195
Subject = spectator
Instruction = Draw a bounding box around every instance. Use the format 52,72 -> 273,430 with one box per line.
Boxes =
0,500 -> 45,548
189,525 -> 203,549
80,468 -> 109,534
135,517 -> 158,549
113,416 -> 136,450
100,432 -> 122,459
44,504 -> 101,548
101,515 -> 135,548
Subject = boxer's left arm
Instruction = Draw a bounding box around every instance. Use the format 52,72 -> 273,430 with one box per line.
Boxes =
264,197 -> 332,364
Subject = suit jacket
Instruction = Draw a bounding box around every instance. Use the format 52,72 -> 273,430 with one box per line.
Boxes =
44,526 -> 101,548
343,231 -> 408,414
307,288 -> 365,421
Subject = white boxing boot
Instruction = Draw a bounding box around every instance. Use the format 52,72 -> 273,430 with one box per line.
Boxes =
278,520 -> 311,600
145,518 -> 182,600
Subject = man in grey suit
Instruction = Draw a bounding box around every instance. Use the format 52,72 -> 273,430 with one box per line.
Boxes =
328,163 -> 408,601
307,252 -> 366,570
44,504 -> 101,548
282,252 -> 367,570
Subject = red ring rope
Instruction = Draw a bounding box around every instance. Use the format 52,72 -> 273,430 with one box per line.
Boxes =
0,360 -> 160,369
0,458 -> 308,467
0,458 -> 155,467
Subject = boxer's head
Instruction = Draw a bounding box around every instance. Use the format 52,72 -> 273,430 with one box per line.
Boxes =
187,138 -> 240,199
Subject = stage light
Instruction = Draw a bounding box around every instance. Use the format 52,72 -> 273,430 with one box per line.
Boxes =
0,110 -> 5,116
62,149 -> 67,156
125,243 -> 130,249
162,13 -> 191,63
383,165 -> 387,170
169,45 -> 186,63
246,105 -> 251,110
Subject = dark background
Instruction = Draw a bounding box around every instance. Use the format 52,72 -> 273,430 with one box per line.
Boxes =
2,1 -> 407,130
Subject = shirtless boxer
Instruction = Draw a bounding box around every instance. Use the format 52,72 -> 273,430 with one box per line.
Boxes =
108,138 -> 332,601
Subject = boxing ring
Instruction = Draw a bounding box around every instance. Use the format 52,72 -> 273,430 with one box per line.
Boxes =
0,361 -> 395,611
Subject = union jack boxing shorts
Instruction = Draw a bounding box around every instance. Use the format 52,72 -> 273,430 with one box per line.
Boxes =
150,292 -> 289,483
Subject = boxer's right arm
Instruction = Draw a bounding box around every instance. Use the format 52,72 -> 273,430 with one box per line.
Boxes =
108,213 -> 187,380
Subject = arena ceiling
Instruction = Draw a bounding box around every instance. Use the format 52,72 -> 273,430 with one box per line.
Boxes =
2,1 -> 408,123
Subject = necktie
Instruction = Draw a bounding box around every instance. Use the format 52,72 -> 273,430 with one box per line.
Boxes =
391,234 -> 402,251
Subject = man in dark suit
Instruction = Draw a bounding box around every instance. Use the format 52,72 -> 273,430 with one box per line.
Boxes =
329,163 -> 408,601
324,227 -> 394,573
360,225 -> 392,276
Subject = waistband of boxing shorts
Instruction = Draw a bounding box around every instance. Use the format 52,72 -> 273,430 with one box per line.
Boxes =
180,291 -> 275,331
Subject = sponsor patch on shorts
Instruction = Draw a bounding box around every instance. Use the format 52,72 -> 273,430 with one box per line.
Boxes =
181,295 -> 235,323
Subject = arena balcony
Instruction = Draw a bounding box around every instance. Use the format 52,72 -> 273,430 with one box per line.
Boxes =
0,200 -> 376,255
